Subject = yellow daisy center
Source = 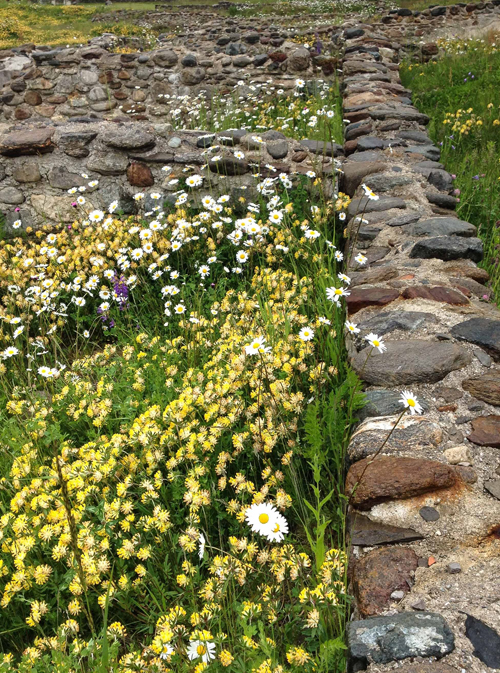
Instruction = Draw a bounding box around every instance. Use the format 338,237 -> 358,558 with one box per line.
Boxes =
373,340 -> 379,347
273,523 -> 280,532
335,288 -> 342,294
408,398 -> 415,407
196,645 -> 207,656
259,513 -> 269,524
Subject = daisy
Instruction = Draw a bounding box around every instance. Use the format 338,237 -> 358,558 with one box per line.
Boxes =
268,210 -> 283,224
133,193 -> 145,201
345,320 -> 360,334
245,502 -> 280,538
295,78 -> 305,87
89,210 -> 104,223
159,644 -> 174,661
234,150 -> 245,159
326,286 -> 350,302
108,200 -> 118,213
245,336 -> 270,355
306,171 -> 316,178
198,532 -> 206,559
198,265 -> 210,278
305,229 -> 320,240
365,332 -> 386,353
38,365 -> 52,377
338,272 -> 351,284
267,512 -> 289,543
298,326 -> 314,342
76,196 -> 85,205
338,212 -> 346,221
187,639 -> 216,663
362,183 -> 379,201
2,346 -> 19,358
236,250 -> 248,263
400,390 -> 423,415
318,317 -> 331,325
334,250 -> 344,261
174,304 -> 186,315
355,253 -> 367,265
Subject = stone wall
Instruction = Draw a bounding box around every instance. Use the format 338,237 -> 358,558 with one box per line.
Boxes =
340,18 -> 500,673
0,120 -> 342,233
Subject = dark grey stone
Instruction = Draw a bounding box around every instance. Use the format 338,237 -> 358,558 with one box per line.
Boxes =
196,134 -> 215,148
358,387 -> 430,421
364,172 -> 413,192
426,192 -> 457,209
420,506 -> 440,522
181,54 -> 197,67
209,156 -> 248,176
406,145 -> 441,161
410,236 -> 483,263
359,310 -> 436,336
300,138 -> 343,157
348,612 -> 455,669
387,212 -> 420,227
347,196 -> 406,219
399,130 -> 431,144
450,318 -> 500,361
48,166 -> 85,190
427,169 -> 454,192
218,129 -> 247,145
430,5 -> 447,15
253,54 -> 269,67
349,513 -> 424,546
345,27 -> 365,39
408,217 -> 476,238
448,562 -> 461,574
357,136 -> 384,151
473,348 -> 492,368
369,107 -> 430,124
267,139 -> 288,159
464,614 -> 500,668
347,150 -> 385,162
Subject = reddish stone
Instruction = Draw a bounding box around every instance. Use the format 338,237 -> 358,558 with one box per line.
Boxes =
0,127 -> 55,156
268,51 -> 287,62
437,404 -> 457,412
468,415 -> 500,448
118,70 -> 131,79
347,287 -> 400,314
14,107 -> 31,120
46,95 -> 67,104
462,372 -> 500,406
114,91 -> 128,100
402,285 -> 468,305
353,547 -> 418,617
398,274 -> 415,280
121,102 -> 146,114
291,150 -> 307,162
99,71 -> 114,84
24,90 -> 42,106
127,162 -> 154,187
344,110 -> 370,124
345,456 -> 458,510
344,139 -> 358,155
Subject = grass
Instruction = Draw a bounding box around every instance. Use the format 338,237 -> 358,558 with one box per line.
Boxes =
0,70 -> 368,671
401,34 -> 500,303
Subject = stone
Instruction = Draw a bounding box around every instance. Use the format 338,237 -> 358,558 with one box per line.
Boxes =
57,130 -> 97,158
462,372 -> 500,406
399,130 -> 431,144
0,127 -> 55,156
450,318 -> 500,361
345,456 -> 458,510
347,196 -> 406,220
408,217 -> 476,238
352,340 -> 471,386
407,144 -> 441,161
485,479 -> 500,500
468,416 -> 500,448
464,614 -> 500,668
350,266 -> 398,287
127,162 -> 154,187
348,612 -> 455,667
24,90 -> 42,106
0,186 -> 24,205
181,54 -> 197,67
387,212 -> 420,227
394,664 -> 458,673
233,55 -> 252,67
48,166 -> 85,190
410,237 -> 483,263
346,287 -> 400,314
287,47 -> 310,71
349,513 -> 423,546
369,107 -> 430,124
31,194 -> 81,223
427,169 -> 454,192
266,139 -> 288,159
181,67 -> 205,85
474,348 -> 493,368
300,138 -> 343,157
364,172 -> 413,192
401,285 -> 468,306
353,547 -> 418,617
426,192 -> 458,209
419,506 -> 440,521
12,161 -> 40,183
101,128 -> 155,150
348,416 -> 442,461
358,388 -> 429,421
358,310 -> 436,336
341,160 -> 387,195
167,136 -> 182,149
391,590 -> 405,600
448,562 -> 461,574
87,150 -> 129,175
153,49 -> 178,67
209,156 -> 248,176
443,445 -> 472,465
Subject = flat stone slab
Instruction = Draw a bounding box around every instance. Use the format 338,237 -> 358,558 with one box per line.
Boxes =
299,138 -> 343,157
410,236 -> 483,262
464,614 -> 500,668
353,547 -> 418,616
347,287 -> 400,314
408,217 -> 476,238
101,127 -> 156,149
485,479 -> 500,500
348,612 -> 455,667
462,371 -> 500,406
348,416 -> 442,461
450,318 -> 500,361
0,127 -> 55,156
359,310 -> 437,336
347,196 -> 406,219
467,415 -> 500,448
345,456 -> 458,510
349,513 -> 423,546
352,340 -> 471,386
401,285 -> 468,305
369,107 -> 430,124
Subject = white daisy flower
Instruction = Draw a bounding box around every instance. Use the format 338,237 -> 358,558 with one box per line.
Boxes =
400,390 -> 423,415
345,320 -> 360,334
365,332 -> 387,353
298,326 -> 315,342
187,639 -> 216,663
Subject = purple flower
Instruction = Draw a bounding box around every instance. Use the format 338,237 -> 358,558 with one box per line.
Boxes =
15,207 -> 20,212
